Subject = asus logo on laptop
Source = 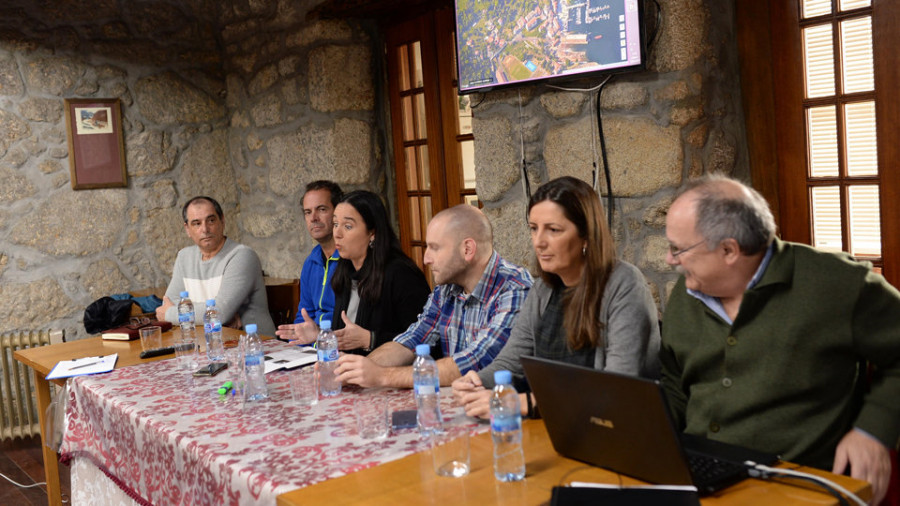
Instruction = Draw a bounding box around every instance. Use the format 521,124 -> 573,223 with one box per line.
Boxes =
589,416 -> 614,429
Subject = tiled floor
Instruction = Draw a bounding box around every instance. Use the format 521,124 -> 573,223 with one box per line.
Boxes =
0,436 -> 71,505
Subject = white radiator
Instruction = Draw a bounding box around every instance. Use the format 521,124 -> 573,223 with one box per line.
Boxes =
0,330 -> 61,440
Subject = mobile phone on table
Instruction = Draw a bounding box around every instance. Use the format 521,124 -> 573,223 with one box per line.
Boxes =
193,362 -> 228,377
391,409 -> 417,430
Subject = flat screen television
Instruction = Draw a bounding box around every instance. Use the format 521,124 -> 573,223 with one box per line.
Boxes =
455,0 -> 645,94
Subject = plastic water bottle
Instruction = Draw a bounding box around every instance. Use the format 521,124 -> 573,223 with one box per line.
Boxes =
491,370 -> 525,481
203,299 -> 225,362
412,344 -> 442,436
177,291 -> 196,342
243,324 -> 268,401
316,320 -> 340,397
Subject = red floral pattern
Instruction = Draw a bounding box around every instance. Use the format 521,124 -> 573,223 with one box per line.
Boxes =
61,341 -> 483,505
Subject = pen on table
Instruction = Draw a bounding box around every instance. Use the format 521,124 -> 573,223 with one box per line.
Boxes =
70,360 -> 103,370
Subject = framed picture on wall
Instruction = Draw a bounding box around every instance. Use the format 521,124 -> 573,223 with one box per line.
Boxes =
64,98 -> 127,190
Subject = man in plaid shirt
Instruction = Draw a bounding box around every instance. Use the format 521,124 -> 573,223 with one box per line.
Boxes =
335,204 -> 533,388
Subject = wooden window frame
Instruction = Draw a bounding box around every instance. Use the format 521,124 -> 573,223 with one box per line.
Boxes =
384,7 -> 477,276
737,0 -> 900,287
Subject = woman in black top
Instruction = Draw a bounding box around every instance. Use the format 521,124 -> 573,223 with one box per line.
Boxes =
329,190 -> 430,354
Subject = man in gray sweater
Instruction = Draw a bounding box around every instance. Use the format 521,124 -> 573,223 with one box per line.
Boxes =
156,196 -> 275,336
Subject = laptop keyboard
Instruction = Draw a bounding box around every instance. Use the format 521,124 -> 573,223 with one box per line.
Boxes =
686,452 -> 748,492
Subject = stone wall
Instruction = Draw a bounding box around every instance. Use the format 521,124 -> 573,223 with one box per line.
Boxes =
470,0 -> 746,313
0,0 -> 230,340
214,0 -> 748,317
218,0 -> 383,280
0,0 -> 745,339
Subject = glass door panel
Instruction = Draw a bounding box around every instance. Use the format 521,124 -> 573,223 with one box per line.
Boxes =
802,0 -> 831,18
840,0 -> 870,11
807,106 -> 839,178
840,16 -> 873,93
844,101 -> 877,177
811,186 -> 843,252
848,185 -> 880,257
803,24 -> 834,99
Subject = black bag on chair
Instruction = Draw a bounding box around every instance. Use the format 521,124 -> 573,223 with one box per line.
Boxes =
83,296 -> 136,334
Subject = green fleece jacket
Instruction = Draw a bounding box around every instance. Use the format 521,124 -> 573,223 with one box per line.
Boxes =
661,238 -> 900,470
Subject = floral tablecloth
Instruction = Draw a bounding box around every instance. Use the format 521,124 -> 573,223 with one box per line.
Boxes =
60,341 -> 477,505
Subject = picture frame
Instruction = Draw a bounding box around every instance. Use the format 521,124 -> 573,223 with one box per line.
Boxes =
64,98 -> 127,190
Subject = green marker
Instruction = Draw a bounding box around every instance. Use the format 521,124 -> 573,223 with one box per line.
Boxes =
218,381 -> 234,395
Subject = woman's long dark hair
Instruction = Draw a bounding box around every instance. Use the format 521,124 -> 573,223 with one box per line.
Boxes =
529,176 -> 616,350
331,190 -> 416,304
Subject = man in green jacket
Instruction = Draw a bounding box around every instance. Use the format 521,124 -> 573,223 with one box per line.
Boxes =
661,174 -> 899,504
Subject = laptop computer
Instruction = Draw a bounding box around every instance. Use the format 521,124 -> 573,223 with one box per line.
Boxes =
520,356 -> 779,495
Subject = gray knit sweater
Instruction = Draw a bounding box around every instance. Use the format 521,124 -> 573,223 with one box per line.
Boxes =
163,238 -> 276,336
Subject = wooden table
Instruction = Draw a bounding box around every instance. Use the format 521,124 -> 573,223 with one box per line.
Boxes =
276,419 -> 871,506
13,326 -> 242,506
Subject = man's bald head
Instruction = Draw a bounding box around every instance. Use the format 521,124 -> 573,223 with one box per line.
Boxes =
432,204 -> 493,257
424,205 -> 495,290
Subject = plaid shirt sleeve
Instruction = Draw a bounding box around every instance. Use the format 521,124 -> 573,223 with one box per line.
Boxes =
450,282 -> 530,374
393,287 -> 442,350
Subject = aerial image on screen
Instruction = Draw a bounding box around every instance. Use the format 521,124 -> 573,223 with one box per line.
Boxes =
456,0 -> 642,93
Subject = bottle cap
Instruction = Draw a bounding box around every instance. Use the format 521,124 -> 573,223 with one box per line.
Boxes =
180,291 -> 189,298
415,344 -> 430,356
494,370 -> 512,385
245,324 -> 258,333
320,320 -> 332,330
206,299 -> 216,306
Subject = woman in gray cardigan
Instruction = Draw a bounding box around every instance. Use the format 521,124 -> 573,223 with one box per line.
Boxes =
452,176 -> 660,418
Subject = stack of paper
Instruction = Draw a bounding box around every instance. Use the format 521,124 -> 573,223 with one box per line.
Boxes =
263,347 -> 317,374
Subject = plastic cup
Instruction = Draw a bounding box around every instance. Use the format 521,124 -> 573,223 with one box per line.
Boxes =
431,425 -> 470,477
224,346 -> 244,385
288,367 -> 318,406
138,326 -> 162,352
174,335 -> 199,370
354,397 -> 390,440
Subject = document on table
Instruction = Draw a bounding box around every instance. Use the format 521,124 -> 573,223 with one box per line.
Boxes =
264,347 -> 317,374
47,354 -> 118,380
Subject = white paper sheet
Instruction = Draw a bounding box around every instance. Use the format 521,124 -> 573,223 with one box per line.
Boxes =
263,347 -> 317,374
47,353 -> 118,380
